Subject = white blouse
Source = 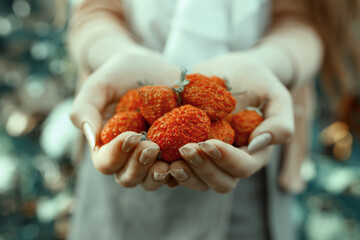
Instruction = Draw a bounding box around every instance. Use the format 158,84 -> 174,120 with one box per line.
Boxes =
122,0 -> 271,69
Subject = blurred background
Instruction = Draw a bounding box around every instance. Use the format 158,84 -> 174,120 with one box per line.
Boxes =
0,0 -> 359,239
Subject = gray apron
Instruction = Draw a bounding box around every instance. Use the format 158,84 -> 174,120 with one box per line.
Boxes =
68,146 -> 294,240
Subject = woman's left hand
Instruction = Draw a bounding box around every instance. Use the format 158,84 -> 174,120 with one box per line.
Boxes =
169,140 -> 274,193
168,52 -> 294,193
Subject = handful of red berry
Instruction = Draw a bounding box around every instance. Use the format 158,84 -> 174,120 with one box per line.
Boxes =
100,72 -> 264,162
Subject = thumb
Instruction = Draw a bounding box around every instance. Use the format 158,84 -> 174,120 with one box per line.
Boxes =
248,91 -> 294,153
70,75 -> 111,149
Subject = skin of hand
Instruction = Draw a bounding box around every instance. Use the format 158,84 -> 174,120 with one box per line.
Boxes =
168,52 -> 295,193
70,46 -> 181,191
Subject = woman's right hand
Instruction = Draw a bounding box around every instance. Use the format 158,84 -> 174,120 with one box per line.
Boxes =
70,47 -> 180,191
168,52 -> 295,193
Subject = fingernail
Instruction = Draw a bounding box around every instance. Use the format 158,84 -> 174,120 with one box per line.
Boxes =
139,147 -> 160,165
153,171 -> 169,182
83,122 -> 96,150
179,147 -> 203,166
198,142 -> 222,160
122,133 -> 142,153
169,169 -> 189,182
247,133 -> 272,154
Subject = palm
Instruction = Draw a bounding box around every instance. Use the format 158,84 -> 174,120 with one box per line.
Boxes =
70,49 -> 180,190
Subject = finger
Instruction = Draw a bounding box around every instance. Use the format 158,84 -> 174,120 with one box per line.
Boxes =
70,74 -> 112,147
201,139 -> 273,178
70,70 -> 139,148
92,132 -> 142,174
141,161 -> 170,191
248,87 -> 294,153
179,143 -> 238,194
169,161 -> 209,191
115,141 -> 160,188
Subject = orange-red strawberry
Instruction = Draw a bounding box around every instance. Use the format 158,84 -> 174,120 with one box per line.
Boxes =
231,109 -> 264,147
138,86 -> 178,125
116,89 -> 140,113
224,114 -> 234,125
186,73 -> 228,89
186,73 -> 209,82
147,105 -> 211,162
101,112 -> 147,144
209,76 -> 228,89
209,120 -> 235,145
179,74 -> 236,121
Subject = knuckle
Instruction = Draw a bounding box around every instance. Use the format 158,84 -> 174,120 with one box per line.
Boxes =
110,159 -> 122,170
114,174 -> 122,185
117,171 -> 139,188
283,126 -> 295,142
127,168 -> 140,179
214,180 -> 237,194
117,176 -> 138,188
69,108 -> 80,126
94,161 -> 114,175
141,183 -> 158,191
235,169 -> 251,179
201,170 -> 217,180
214,184 -> 235,194
141,185 -> 152,191
97,167 -> 113,175
95,159 -> 120,175
120,181 -> 137,188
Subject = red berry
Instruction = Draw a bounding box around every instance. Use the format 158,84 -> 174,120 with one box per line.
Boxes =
180,75 -> 236,121
231,109 -> 264,147
101,112 -> 147,144
138,86 -> 178,125
186,74 -> 228,89
116,89 -> 140,113
224,114 -> 234,125
147,105 -> 211,162
209,76 -> 228,89
186,73 -> 209,82
209,120 -> 235,145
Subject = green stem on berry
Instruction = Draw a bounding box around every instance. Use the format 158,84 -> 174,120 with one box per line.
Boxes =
140,131 -> 149,142
156,151 -> 162,160
172,68 -> 190,105
223,76 -> 232,91
246,99 -> 269,116
138,79 -> 152,87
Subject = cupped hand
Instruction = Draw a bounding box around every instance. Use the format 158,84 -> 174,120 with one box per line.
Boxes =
169,140 -> 274,193
169,52 -> 294,193
191,52 -> 294,147
70,47 -> 180,190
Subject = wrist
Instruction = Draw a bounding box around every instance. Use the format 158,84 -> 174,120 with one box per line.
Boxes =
241,43 -> 296,88
87,33 -> 140,72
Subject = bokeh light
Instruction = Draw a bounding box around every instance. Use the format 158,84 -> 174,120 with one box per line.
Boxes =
0,0 -> 359,240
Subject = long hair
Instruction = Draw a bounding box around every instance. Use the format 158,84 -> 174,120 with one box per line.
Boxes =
305,0 -> 360,97
273,0 -> 360,133
304,1 -> 360,133
274,0 -> 360,97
